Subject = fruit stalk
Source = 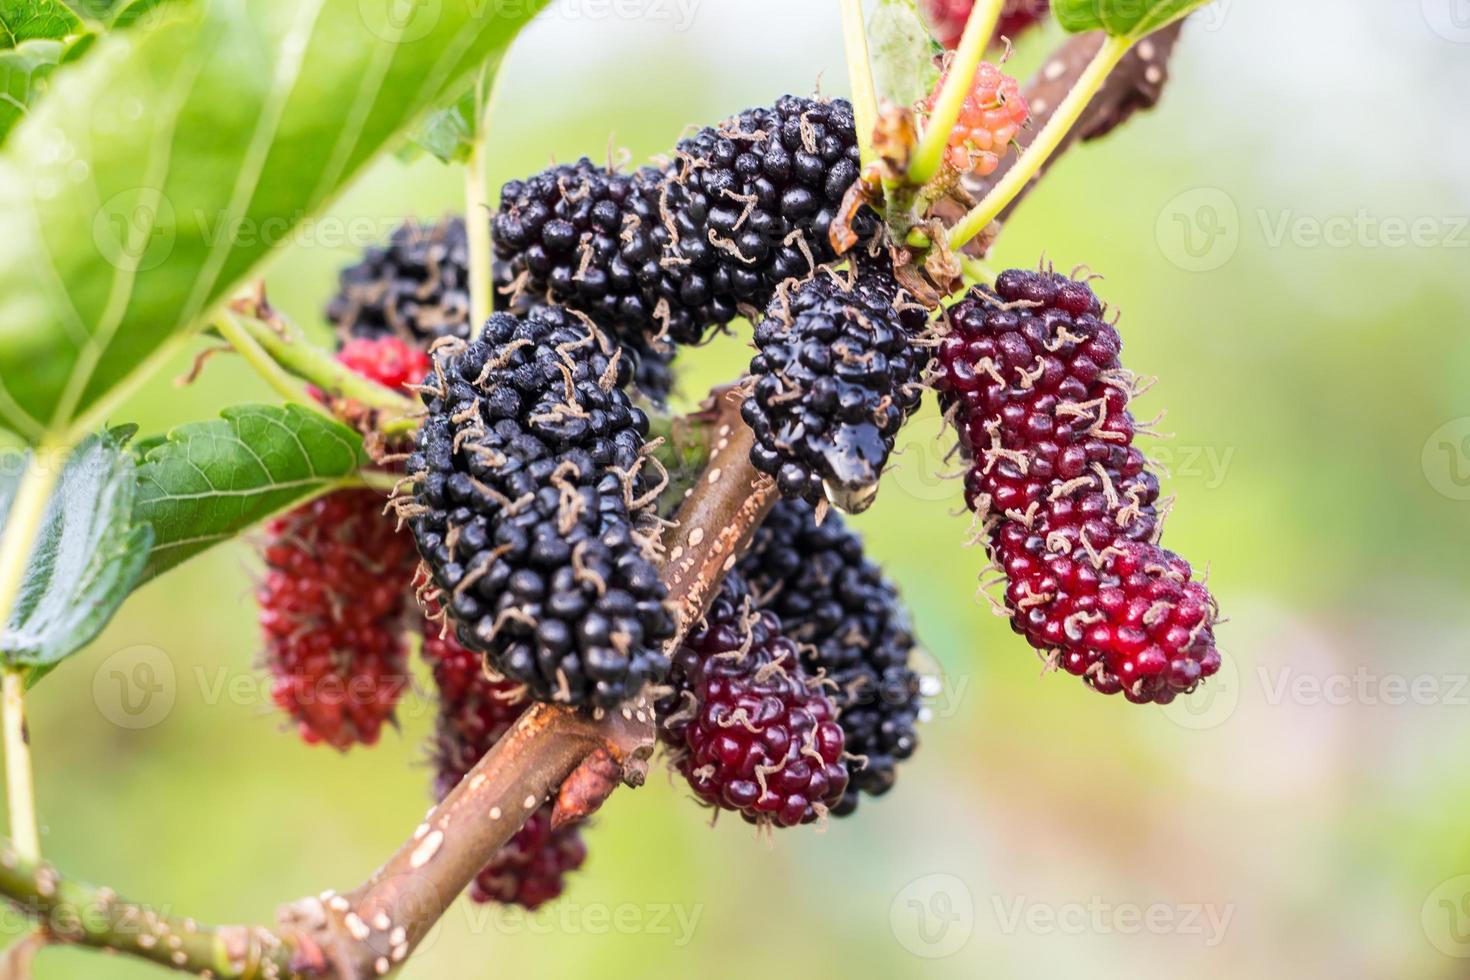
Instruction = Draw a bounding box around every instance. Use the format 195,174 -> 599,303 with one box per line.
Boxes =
947,33 -> 1131,249
839,0 -> 879,168
1,672 -> 38,864
908,0 -> 1006,187
214,311 -> 336,419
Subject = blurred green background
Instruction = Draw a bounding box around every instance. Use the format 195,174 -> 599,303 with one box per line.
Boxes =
7,1 -> 1470,977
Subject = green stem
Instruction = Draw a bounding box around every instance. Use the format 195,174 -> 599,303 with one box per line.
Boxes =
215,312 -> 333,418
466,59 -> 505,338
907,0 -> 1004,187
228,312 -> 418,421
839,0 -> 879,169
1,673 -> 37,865
947,34 -> 1132,250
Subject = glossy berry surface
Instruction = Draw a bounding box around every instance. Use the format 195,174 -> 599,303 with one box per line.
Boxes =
404,307 -> 673,708
659,574 -> 848,827
932,269 -> 1221,703
257,490 -> 415,749
334,336 -> 431,394
743,268 -> 929,508
423,625 -> 587,909
920,61 -> 1029,176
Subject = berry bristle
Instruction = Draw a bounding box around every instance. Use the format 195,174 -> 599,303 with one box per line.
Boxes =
403,307 -> 674,708
739,499 -> 921,815
658,573 -> 849,827
932,268 -> 1221,703
742,267 -> 929,509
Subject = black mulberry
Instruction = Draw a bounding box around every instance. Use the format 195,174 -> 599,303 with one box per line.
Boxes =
327,217 -> 474,345
403,307 -> 674,708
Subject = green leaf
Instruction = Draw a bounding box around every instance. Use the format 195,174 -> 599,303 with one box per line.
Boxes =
0,36 -> 61,140
132,404 -> 365,583
0,426 -> 153,669
0,0 -> 548,442
409,86 -> 476,164
869,0 -> 941,108
1054,0 -> 1204,37
0,0 -> 80,47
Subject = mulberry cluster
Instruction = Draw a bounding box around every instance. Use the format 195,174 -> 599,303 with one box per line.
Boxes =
257,490 -> 416,749
494,96 -> 866,349
933,268 -> 1221,703
423,627 -> 587,909
326,217 -> 473,345
659,574 -> 849,827
919,61 -> 1029,176
403,306 -> 674,708
739,499 -> 921,815
743,269 -> 929,509
922,0 -> 1050,48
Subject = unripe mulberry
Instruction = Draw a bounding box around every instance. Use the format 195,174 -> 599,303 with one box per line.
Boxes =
257,490 -> 416,749
334,335 -> 432,396
327,217 -> 474,345
739,499 -> 921,815
922,0 -> 1050,48
742,268 -> 929,509
659,573 -> 849,827
422,625 -> 587,909
402,307 -> 674,708
932,268 -> 1221,703
919,61 -> 1028,176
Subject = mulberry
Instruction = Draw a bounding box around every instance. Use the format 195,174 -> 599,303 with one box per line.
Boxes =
922,0 -> 1050,48
659,573 -> 849,827
333,335 -> 432,395
493,96 -> 868,349
919,61 -> 1029,176
403,306 -> 674,708
742,268 -> 929,510
326,217 -> 474,345
257,490 -> 416,749
423,626 -> 587,909
739,499 -> 921,815
933,268 -> 1221,703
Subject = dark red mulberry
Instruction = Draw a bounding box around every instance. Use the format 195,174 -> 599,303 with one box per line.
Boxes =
659,573 -> 848,827
742,268 -> 929,510
932,268 -> 1221,704
257,490 -> 416,749
403,306 -> 673,708
739,499 -> 921,814
922,0 -> 1050,48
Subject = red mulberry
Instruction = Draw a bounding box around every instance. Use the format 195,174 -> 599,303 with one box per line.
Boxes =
739,499 -> 921,814
933,268 -> 1221,704
659,574 -> 849,827
922,0 -> 1050,48
257,490 -> 416,749
919,61 -> 1029,177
